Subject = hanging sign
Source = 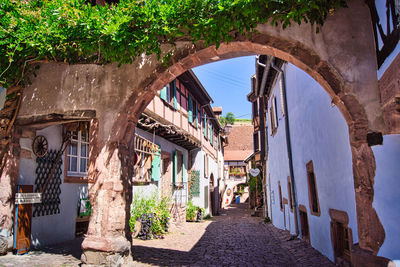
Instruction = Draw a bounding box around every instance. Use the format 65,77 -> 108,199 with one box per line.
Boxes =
249,168 -> 260,177
15,193 -> 42,204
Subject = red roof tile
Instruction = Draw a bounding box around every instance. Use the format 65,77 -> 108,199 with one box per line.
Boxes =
224,125 -> 253,161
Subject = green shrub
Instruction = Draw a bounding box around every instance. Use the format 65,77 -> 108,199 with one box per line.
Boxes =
186,200 -> 197,221
130,192 -> 171,239
186,200 -> 205,222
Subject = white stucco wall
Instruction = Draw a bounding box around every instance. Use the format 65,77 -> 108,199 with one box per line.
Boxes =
266,74 -> 296,235
190,147 -> 220,215
372,134 -> 400,260
266,63 -> 358,262
18,125 -> 88,248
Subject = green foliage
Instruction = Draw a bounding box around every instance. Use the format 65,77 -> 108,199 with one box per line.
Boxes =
129,192 -> 171,237
248,174 -> 262,195
235,118 -> 251,122
264,217 -> 271,223
219,116 -> 226,127
186,200 -> 197,221
0,0 -> 347,87
225,112 -> 235,125
186,200 -> 204,221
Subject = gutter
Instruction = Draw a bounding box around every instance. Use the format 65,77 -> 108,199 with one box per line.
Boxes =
270,61 -> 300,236
256,56 -> 272,97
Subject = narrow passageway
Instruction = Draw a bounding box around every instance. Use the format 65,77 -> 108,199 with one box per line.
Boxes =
0,204 -> 333,266
132,204 -> 334,266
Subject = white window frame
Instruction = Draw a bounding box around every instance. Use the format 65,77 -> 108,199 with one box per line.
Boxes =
66,129 -> 89,177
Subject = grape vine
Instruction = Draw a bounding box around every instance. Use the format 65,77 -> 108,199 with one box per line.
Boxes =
0,0 -> 347,87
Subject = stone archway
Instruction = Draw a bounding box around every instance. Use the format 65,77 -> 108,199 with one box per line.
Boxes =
7,0 -> 385,265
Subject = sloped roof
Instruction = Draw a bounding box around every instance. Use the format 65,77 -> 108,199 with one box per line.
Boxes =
224,125 -> 253,161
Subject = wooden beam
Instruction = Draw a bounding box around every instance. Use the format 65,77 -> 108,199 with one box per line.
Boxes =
16,110 -> 96,127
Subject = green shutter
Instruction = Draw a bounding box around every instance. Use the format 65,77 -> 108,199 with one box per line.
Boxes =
195,106 -> 198,127
151,155 -> 161,182
151,146 -> 161,181
160,86 -> 167,101
173,80 -> 178,109
173,150 -> 178,185
203,114 -> 207,137
182,154 -> 187,183
211,124 -> 213,143
188,95 -> 193,123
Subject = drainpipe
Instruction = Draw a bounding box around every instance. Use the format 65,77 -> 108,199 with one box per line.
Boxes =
270,61 -> 300,236
256,56 -> 272,97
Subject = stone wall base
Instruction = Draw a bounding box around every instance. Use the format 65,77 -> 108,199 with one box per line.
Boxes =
81,235 -> 131,267
351,244 -> 390,267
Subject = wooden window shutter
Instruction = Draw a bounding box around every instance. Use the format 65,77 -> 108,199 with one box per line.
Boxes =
211,124 -> 213,143
160,86 -> 167,101
173,150 -> 178,185
172,80 -> 178,109
274,96 -> 278,127
195,105 -> 198,127
203,114 -> 207,137
188,95 -> 193,123
151,148 -> 161,181
279,78 -> 285,117
182,154 -> 187,183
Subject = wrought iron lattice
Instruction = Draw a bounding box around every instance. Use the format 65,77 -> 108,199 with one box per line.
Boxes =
33,150 -> 62,217
189,170 -> 200,198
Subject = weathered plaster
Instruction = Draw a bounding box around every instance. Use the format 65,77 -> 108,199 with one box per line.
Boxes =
10,0 -> 386,262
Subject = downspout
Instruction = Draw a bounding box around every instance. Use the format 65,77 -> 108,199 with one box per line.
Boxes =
256,56 -> 272,218
270,61 -> 300,236
256,56 -> 272,97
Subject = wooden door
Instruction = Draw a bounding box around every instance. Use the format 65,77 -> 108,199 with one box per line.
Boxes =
13,185 -> 33,255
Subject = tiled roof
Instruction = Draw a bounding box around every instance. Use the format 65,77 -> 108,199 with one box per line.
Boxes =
224,125 -> 253,161
224,150 -> 254,161
212,106 -> 222,114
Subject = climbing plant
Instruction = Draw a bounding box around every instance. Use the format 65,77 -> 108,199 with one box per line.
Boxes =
0,0 -> 347,87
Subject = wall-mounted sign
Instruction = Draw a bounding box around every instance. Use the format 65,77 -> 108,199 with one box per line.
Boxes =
249,168 -> 260,177
15,193 -> 42,204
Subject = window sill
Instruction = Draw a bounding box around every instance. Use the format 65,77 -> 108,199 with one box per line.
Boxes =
163,100 -> 177,111
64,176 -> 89,184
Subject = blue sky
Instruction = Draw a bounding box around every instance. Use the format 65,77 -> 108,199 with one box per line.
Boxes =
192,55 -> 256,119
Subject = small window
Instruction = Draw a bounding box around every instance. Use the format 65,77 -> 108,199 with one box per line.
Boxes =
252,100 -> 258,119
66,124 -> 89,178
306,161 -> 320,216
329,209 -> 352,264
287,176 -> 293,212
174,150 -> 183,186
204,154 -> 209,178
269,95 -> 278,135
299,205 -> 310,243
278,181 -> 283,211
253,131 -> 260,152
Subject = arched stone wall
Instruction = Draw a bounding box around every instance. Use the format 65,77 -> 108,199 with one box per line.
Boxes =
9,0 -> 385,264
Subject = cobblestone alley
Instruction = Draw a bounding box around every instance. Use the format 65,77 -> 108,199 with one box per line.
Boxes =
132,203 -> 333,266
0,203 -> 334,267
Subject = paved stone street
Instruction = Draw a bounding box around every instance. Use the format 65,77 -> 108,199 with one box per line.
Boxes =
0,204 -> 334,267
132,203 -> 334,267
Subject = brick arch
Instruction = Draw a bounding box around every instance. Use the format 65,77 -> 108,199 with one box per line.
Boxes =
111,38 -> 383,257
79,0 -> 385,263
